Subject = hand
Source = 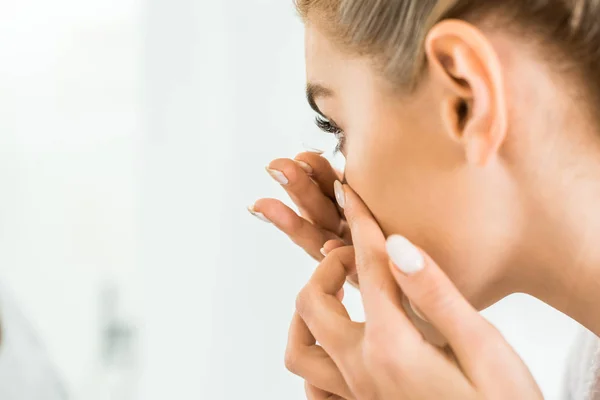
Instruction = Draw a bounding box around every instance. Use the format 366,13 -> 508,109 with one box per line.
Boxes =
285,182 -> 542,400
249,152 -> 352,259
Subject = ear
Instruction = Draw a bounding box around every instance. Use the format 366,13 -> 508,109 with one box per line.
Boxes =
424,20 -> 507,166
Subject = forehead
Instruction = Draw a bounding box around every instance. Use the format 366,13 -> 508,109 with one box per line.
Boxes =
304,24 -> 391,100
304,24 -> 352,87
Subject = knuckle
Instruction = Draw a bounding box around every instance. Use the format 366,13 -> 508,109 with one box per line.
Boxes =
284,344 -> 303,375
295,285 -> 315,318
286,212 -> 305,233
295,288 -> 308,315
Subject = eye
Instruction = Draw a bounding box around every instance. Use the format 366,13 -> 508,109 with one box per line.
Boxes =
314,115 -> 346,154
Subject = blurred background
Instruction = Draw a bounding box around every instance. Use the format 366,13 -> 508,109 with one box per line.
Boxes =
0,0 -> 582,399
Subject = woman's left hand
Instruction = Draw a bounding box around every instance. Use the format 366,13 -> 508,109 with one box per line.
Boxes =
285,183 -> 542,400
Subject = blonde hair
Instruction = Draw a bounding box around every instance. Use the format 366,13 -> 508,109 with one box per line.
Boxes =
296,0 -> 600,101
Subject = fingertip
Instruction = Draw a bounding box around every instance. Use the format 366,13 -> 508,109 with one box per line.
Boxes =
247,204 -> 272,224
270,159 -> 302,182
295,152 -> 335,178
339,183 -> 357,212
251,197 -> 274,212
386,235 -> 426,276
322,239 -> 345,255
251,198 -> 295,229
334,180 -> 346,209
336,184 -> 362,229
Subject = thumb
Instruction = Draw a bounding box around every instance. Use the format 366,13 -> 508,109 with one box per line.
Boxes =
385,234 -> 501,374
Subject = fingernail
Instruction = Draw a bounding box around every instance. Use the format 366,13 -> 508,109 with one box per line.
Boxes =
334,180 -> 345,209
386,235 -> 424,275
320,247 -> 328,257
302,143 -> 324,154
265,167 -> 289,185
409,299 -> 429,322
294,160 -> 313,175
247,205 -> 272,224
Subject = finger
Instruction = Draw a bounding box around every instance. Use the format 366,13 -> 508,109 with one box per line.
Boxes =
321,241 -> 359,288
267,158 -> 343,234
296,247 -> 360,357
308,247 -> 356,300
337,183 -> 405,322
294,152 -> 343,198
286,313 -> 353,399
320,240 -> 356,293
293,153 -> 348,236
386,234 -> 505,375
251,199 -> 338,260
319,243 -> 354,298
320,239 -> 345,256
305,382 -> 345,400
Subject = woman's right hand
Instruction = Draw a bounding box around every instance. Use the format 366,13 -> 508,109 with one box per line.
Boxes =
249,151 -> 352,260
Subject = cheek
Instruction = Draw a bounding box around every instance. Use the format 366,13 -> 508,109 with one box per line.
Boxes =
344,111 -> 474,275
346,109 -> 455,225
345,116 -> 437,230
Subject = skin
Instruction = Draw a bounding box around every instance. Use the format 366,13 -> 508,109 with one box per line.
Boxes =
288,186 -> 542,399
250,17 -> 600,399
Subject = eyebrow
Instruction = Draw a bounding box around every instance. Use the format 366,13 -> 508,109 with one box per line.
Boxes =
306,83 -> 333,116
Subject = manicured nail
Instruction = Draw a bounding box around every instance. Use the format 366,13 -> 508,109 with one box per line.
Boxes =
302,143 -> 324,154
386,235 -> 424,275
334,180 -> 345,209
409,299 -> 429,322
320,247 -> 328,257
294,160 -> 314,175
265,167 -> 289,185
247,205 -> 272,224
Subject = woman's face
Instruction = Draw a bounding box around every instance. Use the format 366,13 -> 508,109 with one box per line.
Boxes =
304,24 -> 521,307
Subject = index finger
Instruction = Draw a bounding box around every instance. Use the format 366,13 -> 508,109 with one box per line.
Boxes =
294,152 -> 343,200
336,182 -> 404,320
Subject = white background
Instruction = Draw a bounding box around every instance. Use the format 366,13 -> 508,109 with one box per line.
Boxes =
0,0 -> 582,399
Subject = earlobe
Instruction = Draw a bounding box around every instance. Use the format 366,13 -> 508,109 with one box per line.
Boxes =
425,20 -> 507,166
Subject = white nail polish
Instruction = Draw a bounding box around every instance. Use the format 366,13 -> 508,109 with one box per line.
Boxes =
334,180 -> 345,209
247,206 -> 272,224
386,235 -> 424,275
320,248 -> 328,257
265,168 -> 289,185
302,143 -> 325,154
294,160 -> 314,175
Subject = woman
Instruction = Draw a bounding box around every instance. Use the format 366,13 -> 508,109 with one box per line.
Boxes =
249,0 -> 600,398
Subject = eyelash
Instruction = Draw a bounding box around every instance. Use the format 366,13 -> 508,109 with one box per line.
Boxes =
314,115 -> 346,154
